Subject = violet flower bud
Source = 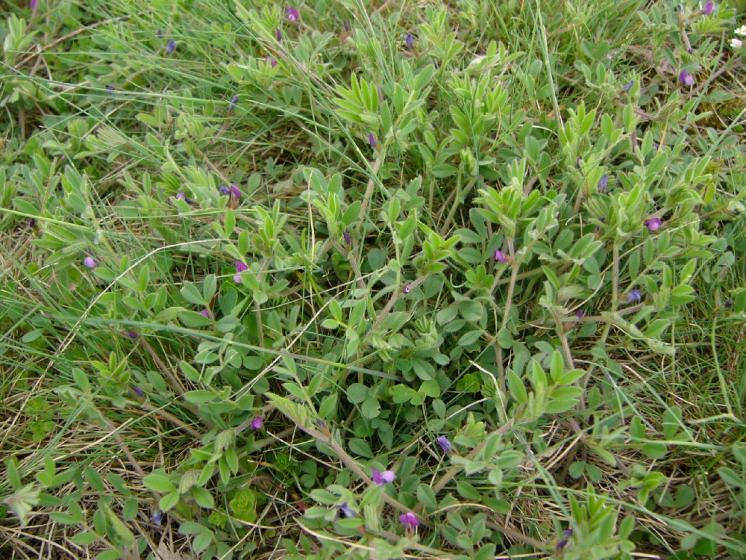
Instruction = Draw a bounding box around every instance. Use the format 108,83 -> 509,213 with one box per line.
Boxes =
371,468 -> 395,485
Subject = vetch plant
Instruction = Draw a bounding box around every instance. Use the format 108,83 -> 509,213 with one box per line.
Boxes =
1,1 -> 744,559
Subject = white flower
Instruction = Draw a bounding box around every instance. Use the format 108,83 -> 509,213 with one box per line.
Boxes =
735,25 -> 746,37
731,38 -> 743,49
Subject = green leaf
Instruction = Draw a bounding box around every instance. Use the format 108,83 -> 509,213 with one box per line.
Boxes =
391,384 -> 416,403
507,371 -> 528,404
348,438 -> 373,458
361,397 -> 381,419
143,473 -> 175,493
416,484 -> 437,508
192,487 -> 215,509
181,283 -> 207,306
717,467 -> 745,489
549,350 -> 564,382
159,491 -> 180,511
496,327 -> 513,349
418,379 -> 441,398
346,383 -> 368,404
456,481 -> 482,501
71,531 -> 98,546
318,393 -> 338,419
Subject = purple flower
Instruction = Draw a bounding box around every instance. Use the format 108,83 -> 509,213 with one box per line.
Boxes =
275,28 -> 282,42
250,416 -> 264,431
132,386 -> 144,397
266,56 -> 278,67
371,468 -> 395,485
368,132 -> 377,150
644,217 -> 662,232
623,80 -> 634,92
556,528 -> 573,551
399,512 -> 419,529
166,39 -> 176,55
627,289 -> 642,303
679,70 -> 695,87
286,7 -> 300,22
405,33 -> 415,50
83,256 -> 97,269
702,1 -> 714,15
494,249 -> 507,263
597,174 -> 609,193
338,502 -> 355,518
106,85 -> 115,95
436,435 -> 452,453
219,185 -> 230,195
30,0 -> 38,10
199,309 -> 212,319
575,309 -> 585,320
125,331 -> 138,339
403,285 -> 411,294
229,95 -> 239,110
234,260 -> 248,283
151,511 -> 163,526
343,230 -> 352,245
175,191 -> 187,200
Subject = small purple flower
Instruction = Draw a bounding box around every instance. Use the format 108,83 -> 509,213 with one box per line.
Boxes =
228,184 -> 241,199
338,502 -> 355,518
597,174 -> 609,193
403,285 -> 411,294
575,309 -> 585,320
627,289 -> 642,303
83,256 -> 97,269
399,512 -> 419,529
623,80 -> 634,92
644,217 -> 662,232
702,0 -> 714,15
250,415 -> 264,431
343,230 -> 352,245
368,132 -> 377,150
125,331 -> 138,339
234,260 -> 248,283
199,309 -> 212,319
405,33 -> 415,50
494,249 -> 508,263
679,70 -> 695,87
556,528 -> 573,551
229,95 -> 239,110
30,0 -> 38,10
275,28 -> 282,42
371,468 -> 395,485
132,386 -> 144,397
106,85 -> 115,95
266,56 -> 278,67
286,7 -> 300,22
219,185 -> 230,195
175,191 -> 187,200
436,435 -> 452,453
166,39 -> 176,55
151,511 -> 163,526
